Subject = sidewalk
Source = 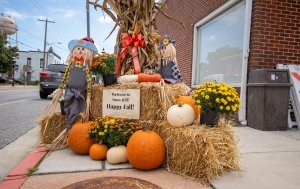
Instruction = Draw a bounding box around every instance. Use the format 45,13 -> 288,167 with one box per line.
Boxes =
1,126 -> 300,189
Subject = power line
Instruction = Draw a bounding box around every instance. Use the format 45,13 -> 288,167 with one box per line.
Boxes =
8,37 -> 37,50
18,26 -> 43,41
29,0 -> 63,43
52,44 -> 69,52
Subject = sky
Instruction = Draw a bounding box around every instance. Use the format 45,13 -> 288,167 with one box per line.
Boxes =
0,0 -> 117,63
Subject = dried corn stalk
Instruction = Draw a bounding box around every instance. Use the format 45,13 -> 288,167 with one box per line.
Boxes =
90,0 -> 183,75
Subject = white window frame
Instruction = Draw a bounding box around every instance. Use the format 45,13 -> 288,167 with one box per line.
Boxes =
191,0 -> 253,124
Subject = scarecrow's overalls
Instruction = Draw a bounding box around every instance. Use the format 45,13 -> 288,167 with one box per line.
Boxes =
63,62 -> 87,128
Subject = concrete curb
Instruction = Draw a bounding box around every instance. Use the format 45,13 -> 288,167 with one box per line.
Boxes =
0,150 -> 47,189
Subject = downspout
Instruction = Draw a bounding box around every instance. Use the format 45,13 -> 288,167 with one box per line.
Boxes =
239,0 -> 253,125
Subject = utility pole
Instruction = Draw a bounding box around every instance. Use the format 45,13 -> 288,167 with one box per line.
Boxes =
86,0 -> 90,37
38,18 -> 55,70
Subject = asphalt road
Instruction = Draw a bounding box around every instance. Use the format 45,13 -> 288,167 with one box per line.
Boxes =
0,86 -> 49,149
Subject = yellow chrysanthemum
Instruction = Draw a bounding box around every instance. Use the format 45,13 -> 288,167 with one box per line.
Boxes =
207,88 -> 212,92
104,129 -> 108,133
205,95 -> 209,99
215,98 -> 220,103
227,96 -> 232,101
219,106 -> 224,110
232,106 -> 236,111
104,125 -> 108,129
226,106 -> 230,110
109,119 -> 115,125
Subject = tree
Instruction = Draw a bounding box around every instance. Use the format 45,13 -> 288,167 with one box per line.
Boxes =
0,34 -> 19,74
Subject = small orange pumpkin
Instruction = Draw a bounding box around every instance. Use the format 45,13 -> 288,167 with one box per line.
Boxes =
89,143 -> 108,160
176,96 -> 200,119
68,121 -> 94,155
127,130 -> 166,171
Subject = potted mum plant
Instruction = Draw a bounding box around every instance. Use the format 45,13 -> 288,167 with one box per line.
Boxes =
88,116 -> 143,147
192,81 -> 240,126
91,53 -> 117,86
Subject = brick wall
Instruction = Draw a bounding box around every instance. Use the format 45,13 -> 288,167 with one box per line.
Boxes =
156,0 -> 300,84
156,0 -> 226,86
249,0 -> 300,70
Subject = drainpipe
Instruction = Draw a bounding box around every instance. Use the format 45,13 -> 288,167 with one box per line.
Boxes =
239,0 -> 253,125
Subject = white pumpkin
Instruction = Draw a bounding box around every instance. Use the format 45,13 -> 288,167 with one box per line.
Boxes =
117,75 -> 138,83
106,145 -> 128,164
167,103 -> 195,127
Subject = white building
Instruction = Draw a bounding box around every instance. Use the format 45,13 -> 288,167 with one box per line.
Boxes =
15,47 -> 61,83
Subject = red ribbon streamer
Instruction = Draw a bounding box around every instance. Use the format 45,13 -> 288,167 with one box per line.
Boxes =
116,33 -> 145,76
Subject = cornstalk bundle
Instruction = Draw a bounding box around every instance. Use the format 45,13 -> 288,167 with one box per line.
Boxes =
89,0 -> 184,75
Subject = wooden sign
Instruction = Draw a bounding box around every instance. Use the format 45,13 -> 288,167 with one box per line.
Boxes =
102,89 -> 140,119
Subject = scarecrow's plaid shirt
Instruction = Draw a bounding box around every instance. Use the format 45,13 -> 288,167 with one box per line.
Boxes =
172,64 -> 182,81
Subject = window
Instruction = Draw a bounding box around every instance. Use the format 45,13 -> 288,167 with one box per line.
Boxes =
40,59 -> 44,68
192,1 -> 246,87
27,58 -> 32,66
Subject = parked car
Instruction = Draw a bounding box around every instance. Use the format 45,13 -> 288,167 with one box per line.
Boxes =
0,76 -> 6,83
0,76 -> 23,84
39,64 -> 67,99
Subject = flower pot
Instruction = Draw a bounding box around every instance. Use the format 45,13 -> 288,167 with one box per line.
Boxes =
103,74 -> 117,86
200,110 -> 219,126
96,74 -> 104,84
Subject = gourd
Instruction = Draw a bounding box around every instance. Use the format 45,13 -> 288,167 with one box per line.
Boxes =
176,96 -> 200,119
138,73 -> 162,82
167,103 -> 195,127
89,143 -> 108,160
127,130 -> 165,170
67,121 -> 94,155
106,145 -> 128,164
117,75 -> 138,83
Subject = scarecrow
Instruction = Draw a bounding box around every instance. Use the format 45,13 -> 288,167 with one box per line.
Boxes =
43,37 -> 98,150
159,35 -> 182,84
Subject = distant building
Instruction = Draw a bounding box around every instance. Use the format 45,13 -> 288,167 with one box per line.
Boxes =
15,47 -> 61,83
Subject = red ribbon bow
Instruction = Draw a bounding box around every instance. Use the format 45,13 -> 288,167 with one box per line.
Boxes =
116,33 -> 145,76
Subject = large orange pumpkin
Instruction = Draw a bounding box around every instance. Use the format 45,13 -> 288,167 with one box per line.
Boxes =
127,130 -> 166,171
68,121 -> 94,155
89,143 -> 108,160
176,96 -> 200,119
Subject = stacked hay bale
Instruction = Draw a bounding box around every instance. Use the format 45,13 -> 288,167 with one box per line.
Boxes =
90,82 -> 190,121
39,112 -> 67,144
150,120 -> 240,183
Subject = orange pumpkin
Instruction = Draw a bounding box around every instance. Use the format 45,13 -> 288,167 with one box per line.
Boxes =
127,130 -> 166,171
68,121 -> 94,155
176,96 -> 200,119
89,143 -> 108,160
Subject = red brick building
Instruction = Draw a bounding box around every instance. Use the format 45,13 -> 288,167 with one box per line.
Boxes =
156,0 -> 300,124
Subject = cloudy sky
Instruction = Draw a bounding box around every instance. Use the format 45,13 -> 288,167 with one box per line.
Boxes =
0,0 -> 117,62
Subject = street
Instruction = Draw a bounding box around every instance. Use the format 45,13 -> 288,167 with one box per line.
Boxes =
0,86 -> 48,149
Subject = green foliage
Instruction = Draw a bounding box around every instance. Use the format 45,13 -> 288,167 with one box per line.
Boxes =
0,34 -> 18,73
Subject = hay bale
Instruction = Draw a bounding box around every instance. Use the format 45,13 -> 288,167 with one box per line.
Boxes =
149,120 -> 240,183
90,82 -> 190,121
39,112 -> 67,144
